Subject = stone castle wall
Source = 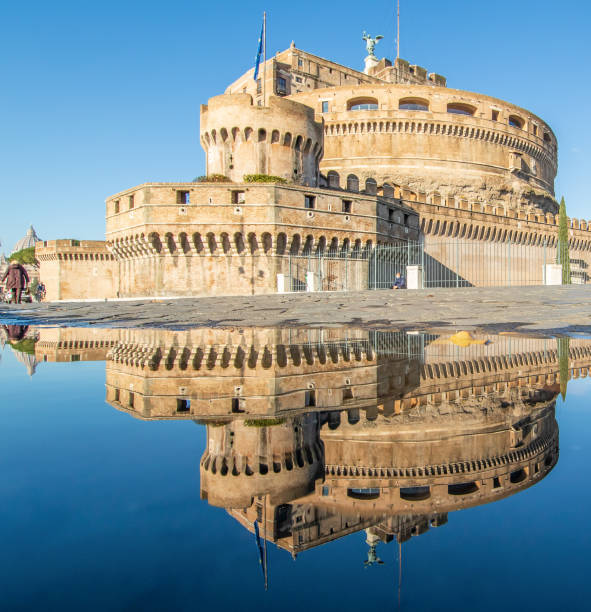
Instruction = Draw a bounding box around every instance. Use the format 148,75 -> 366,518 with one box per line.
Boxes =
35,240 -> 117,301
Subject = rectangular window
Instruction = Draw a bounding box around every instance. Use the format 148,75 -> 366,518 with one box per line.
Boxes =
493,476 -> 501,489
304,195 -> 315,209
129,392 -> 134,408
343,388 -> 353,400
532,124 -> 538,136
321,101 -> 329,113
342,199 -> 352,213
256,78 -> 262,94
232,190 -> 245,204
492,110 -> 499,121
277,77 -> 287,94
298,58 -> 303,68
114,200 -> 120,214
305,389 -> 316,407
114,389 -> 120,402
231,397 -> 243,413
404,213 -> 410,226
177,190 -> 190,204
128,194 -> 134,209
322,486 -> 330,496
71,354 -> 80,362
388,208 -> 395,222
176,399 -> 190,413
295,76 -> 303,83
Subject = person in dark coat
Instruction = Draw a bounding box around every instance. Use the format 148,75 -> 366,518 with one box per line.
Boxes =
2,324 -> 29,341
1,261 -> 30,304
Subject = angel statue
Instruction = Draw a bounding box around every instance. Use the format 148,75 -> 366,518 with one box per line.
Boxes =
362,31 -> 383,59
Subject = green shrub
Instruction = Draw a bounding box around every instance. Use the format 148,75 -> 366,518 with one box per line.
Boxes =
9,338 -> 37,355
193,174 -> 231,183
243,174 -> 287,184
9,247 -> 37,265
244,418 -> 286,427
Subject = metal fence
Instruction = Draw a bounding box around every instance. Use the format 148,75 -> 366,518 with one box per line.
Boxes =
282,239 -> 586,292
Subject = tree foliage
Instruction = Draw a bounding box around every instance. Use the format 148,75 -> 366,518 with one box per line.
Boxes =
9,247 -> 37,266
557,196 -> 571,284
557,336 -> 570,400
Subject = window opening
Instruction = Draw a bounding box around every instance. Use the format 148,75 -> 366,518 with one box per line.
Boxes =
304,195 -> 316,209
342,199 -> 352,213
321,101 -> 329,113
349,103 -> 378,111
277,76 -> 287,94
177,399 -> 190,413
232,190 -> 245,204
177,190 -> 190,204
305,389 -> 316,407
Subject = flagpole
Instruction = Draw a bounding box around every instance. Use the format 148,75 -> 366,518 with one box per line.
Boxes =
396,1 -> 400,60
263,11 -> 267,106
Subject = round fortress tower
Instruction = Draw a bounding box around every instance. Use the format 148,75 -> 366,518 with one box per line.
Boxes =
200,94 -> 323,186
289,84 -> 558,213
200,414 -> 323,508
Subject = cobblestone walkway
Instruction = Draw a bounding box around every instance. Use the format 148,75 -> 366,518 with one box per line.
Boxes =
2,285 -> 591,334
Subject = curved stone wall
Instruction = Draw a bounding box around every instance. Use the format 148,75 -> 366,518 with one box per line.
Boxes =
200,94 -> 323,186
289,84 -> 558,213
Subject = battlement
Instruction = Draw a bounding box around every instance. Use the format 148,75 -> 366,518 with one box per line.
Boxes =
370,57 -> 447,87
36,240 -> 115,262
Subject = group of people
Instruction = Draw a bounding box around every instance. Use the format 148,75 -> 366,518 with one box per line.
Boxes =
0,261 -> 45,304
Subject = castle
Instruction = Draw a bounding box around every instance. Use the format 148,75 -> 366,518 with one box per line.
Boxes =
36,38 -> 591,300
23,324 -> 582,558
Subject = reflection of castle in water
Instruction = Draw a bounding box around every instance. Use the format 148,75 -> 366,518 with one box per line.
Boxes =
28,326 -> 590,558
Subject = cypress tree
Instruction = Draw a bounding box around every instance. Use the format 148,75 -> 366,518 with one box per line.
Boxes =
557,196 -> 571,284
557,336 -> 570,401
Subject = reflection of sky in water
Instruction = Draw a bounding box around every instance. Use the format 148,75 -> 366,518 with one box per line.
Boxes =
0,332 -> 590,611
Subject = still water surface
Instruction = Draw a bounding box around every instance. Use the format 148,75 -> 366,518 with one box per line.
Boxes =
1,324 -> 590,611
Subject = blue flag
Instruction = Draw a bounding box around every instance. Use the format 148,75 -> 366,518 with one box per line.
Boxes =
253,18 -> 264,81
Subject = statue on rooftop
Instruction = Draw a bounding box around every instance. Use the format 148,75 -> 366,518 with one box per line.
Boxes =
362,31 -> 383,59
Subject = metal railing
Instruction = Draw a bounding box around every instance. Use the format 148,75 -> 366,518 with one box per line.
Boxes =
281,239 -> 586,292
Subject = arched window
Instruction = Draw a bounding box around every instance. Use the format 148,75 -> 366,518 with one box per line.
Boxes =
447,103 -> 476,116
543,132 -> 551,143
346,174 -> 359,192
399,97 -> 429,111
509,115 -> 524,129
347,97 -> 379,111
327,170 -> 340,188
347,488 -> 380,500
365,177 -> 377,195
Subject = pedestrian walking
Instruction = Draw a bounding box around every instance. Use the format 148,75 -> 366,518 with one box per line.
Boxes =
1,261 -> 30,304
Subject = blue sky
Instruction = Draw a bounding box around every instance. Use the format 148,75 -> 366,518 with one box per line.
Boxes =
1,0 -> 588,254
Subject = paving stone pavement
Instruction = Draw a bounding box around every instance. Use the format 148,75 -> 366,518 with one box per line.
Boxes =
1,285 -> 591,334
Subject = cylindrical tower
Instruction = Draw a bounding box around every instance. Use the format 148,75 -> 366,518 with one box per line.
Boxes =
200,413 -> 323,508
200,94 -> 324,187
290,84 -> 558,214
